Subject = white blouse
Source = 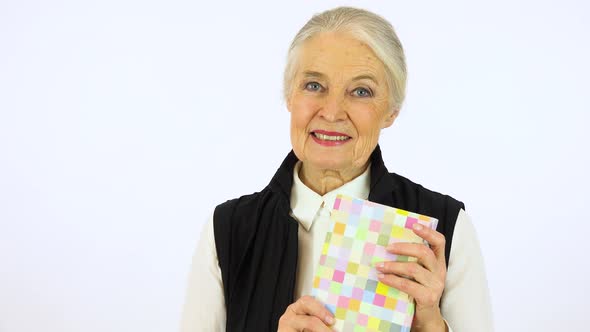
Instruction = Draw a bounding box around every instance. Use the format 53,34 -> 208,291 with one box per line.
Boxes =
180,162 -> 494,331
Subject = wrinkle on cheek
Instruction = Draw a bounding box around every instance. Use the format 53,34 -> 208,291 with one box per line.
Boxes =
354,124 -> 382,166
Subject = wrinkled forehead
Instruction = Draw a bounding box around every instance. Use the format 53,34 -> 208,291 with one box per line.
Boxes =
295,32 -> 386,82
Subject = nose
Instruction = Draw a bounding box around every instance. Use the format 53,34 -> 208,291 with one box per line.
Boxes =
318,93 -> 347,122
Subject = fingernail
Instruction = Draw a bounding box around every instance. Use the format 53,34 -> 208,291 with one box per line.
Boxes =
413,223 -> 423,231
377,273 -> 385,279
325,315 -> 334,325
387,243 -> 396,251
377,262 -> 384,269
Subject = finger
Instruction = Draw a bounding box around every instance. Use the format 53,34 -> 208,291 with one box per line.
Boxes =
291,296 -> 335,326
386,242 -> 438,272
410,223 -> 446,263
376,261 -> 436,288
288,315 -> 334,332
377,272 -> 441,307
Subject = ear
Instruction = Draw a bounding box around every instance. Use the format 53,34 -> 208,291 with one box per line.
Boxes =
381,108 -> 399,129
285,92 -> 293,113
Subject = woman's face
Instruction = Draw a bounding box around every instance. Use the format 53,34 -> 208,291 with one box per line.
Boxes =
287,31 -> 397,173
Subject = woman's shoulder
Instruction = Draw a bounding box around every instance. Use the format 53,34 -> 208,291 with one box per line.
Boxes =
387,171 -> 465,209
214,187 -> 276,214
212,185 -> 291,229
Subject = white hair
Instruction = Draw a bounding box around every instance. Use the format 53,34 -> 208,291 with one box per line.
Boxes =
283,6 -> 407,111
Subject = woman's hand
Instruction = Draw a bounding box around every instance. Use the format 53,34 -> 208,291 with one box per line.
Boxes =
376,223 -> 448,332
278,295 -> 335,332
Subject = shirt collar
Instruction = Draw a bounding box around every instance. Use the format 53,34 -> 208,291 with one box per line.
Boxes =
290,161 -> 371,231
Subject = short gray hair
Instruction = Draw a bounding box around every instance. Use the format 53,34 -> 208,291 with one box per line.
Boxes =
283,6 -> 407,111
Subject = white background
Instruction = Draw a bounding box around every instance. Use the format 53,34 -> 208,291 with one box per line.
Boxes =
1,0 -> 589,331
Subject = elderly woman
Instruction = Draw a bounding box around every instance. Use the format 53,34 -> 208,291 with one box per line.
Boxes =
181,6 -> 492,332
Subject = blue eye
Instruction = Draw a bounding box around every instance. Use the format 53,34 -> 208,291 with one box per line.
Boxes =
353,87 -> 372,97
305,82 -> 323,92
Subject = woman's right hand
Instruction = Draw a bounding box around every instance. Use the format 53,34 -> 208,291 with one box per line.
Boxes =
277,295 -> 335,331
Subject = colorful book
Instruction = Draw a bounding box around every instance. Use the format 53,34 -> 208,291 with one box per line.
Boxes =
311,194 -> 439,332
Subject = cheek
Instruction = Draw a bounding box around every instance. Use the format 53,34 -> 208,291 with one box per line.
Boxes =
351,108 -> 383,139
290,97 -> 319,130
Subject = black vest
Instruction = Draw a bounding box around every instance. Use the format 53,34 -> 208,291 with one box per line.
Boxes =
213,145 -> 465,331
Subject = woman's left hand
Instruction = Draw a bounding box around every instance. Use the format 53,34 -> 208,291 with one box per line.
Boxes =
375,223 -> 448,332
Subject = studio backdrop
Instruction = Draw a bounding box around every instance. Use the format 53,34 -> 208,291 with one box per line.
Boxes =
0,0 -> 588,331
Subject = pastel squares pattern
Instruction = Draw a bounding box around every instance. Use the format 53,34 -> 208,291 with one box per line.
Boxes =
312,194 -> 438,332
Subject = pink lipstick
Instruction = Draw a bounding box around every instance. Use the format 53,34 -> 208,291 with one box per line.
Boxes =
310,130 -> 352,147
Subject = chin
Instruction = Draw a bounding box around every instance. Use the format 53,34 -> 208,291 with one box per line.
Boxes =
307,153 -> 351,171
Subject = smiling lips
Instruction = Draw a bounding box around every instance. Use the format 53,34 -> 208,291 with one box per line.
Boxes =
310,129 -> 352,146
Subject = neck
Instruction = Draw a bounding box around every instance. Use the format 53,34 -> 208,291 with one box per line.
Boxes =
299,162 -> 369,196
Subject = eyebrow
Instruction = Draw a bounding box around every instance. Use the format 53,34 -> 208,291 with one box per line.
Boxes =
302,71 -> 379,84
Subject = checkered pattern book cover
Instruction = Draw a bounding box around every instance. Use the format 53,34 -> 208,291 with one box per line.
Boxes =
311,194 -> 439,332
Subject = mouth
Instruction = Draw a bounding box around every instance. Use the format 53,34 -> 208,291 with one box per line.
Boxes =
310,130 -> 352,146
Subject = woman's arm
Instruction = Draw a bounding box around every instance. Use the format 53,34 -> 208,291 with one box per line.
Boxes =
441,209 -> 494,331
180,214 -> 226,332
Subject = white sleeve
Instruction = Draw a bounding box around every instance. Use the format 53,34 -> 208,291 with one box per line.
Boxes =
180,213 -> 226,332
441,209 -> 494,332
